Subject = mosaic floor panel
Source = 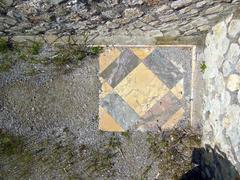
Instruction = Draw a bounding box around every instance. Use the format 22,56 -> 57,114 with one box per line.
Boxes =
99,46 -> 193,132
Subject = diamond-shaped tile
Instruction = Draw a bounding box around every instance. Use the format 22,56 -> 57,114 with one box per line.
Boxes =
99,48 -> 121,73
130,47 -> 154,60
100,92 -> 140,130
100,49 -> 141,88
162,108 -> 184,130
171,79 -> 184,99
114,63 -> 169,116
141,92 -> 182,123
99,106 -> 124,132
144,49 -> 183,89
99,77 -> 113,99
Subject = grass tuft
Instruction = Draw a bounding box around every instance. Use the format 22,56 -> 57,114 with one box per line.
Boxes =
0,38 -> 9,53
89,46 -> 103,55
31,41 -> 43,55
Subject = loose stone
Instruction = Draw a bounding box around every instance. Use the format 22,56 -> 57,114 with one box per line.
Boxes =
228,19 -> 240,38
196,1 -> 206,8
227,74 -> 240,92
226,43 -> 240,65
124,8 -> 144,19
123,0 -> 143,5
171,0 -> 192,9
223,61 -> 232,77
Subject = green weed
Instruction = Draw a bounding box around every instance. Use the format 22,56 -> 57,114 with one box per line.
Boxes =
24,67 -> 40,76
0,38 -> 9,53
85,149 -> 116,177
90,46 -> 103,55
200,61 -> 207,73
121,130 -> 131,140
0,61 -> 12,72
31,41 -> 43,55
107,135 -> 122,150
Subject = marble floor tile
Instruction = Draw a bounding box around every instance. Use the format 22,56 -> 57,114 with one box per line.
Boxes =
99,46 -> 193,132
144,48 -> 184,89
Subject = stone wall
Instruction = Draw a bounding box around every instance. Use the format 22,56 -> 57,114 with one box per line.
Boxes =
1,0 -> 240,177
202,12 -> 240,172
0,0 -> 239,39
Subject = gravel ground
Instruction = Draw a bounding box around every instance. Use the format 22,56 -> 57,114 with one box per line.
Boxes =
0,44 -> 200,179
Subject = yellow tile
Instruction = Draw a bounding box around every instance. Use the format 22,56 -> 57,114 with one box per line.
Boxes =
99,106 -> 124,132
130,48 -> 154,60
115,63 -> 169,116
99,77 -> 113,98
161,108 -> 184,130
99,48 -> 121,73
171,79 -> 184,99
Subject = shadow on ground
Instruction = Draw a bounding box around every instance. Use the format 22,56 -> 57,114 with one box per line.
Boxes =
181,145 -> 240,180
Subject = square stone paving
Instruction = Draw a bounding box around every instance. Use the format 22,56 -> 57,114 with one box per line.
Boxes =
99,46 -> 194,132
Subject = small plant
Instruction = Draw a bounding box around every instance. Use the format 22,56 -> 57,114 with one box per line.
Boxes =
141,165 -> 152,179
107,135 -> 122,150
85,150 -> 116,177
31,41 -> 43,55
24,66 -> 40,76
0,54 -> 15,72
0,38 -> 9,53
147,132 -> 168,155
200,61 -> 207,73
121,130 -> 131,140
52,45 -> 87,66
0,62 -> 12,72
90,46 -> 103,55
